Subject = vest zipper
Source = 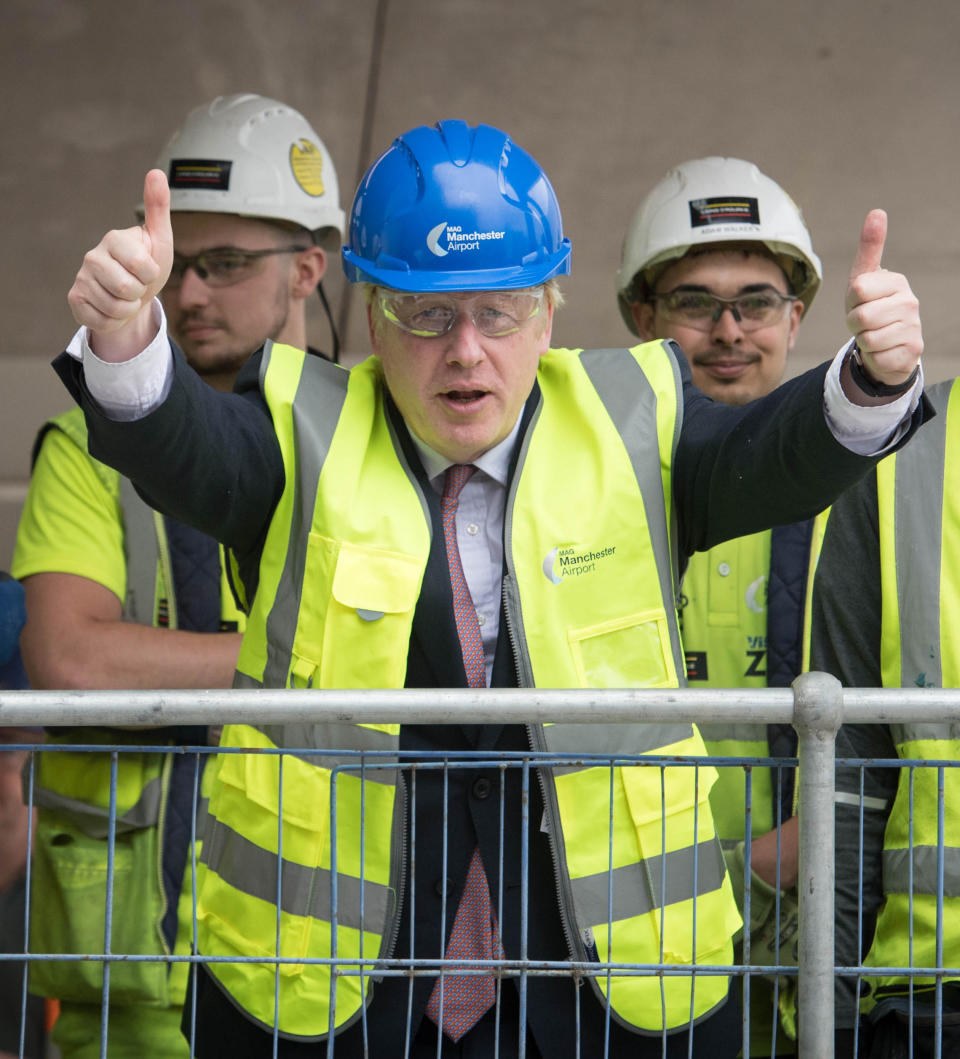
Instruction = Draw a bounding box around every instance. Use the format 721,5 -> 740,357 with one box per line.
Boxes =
154,751 -> 174,965
526,722 -> 589,969
378,766 -> 408,976
501,574 -> 585,969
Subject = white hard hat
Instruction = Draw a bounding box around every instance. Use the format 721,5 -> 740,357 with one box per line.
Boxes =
616,156 -> 822,335
142,93 -> 344,239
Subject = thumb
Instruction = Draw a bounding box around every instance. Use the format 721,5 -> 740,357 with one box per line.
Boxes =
849,208 -> 887,282
141,168 -> 173,276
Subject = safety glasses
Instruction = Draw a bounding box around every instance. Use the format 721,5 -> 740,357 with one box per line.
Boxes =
648,287 -> 799,332
378,288 -> 545,338
168,246 -> 309,289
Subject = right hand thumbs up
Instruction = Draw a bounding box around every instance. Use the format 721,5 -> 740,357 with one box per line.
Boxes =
67,170 -> 173,355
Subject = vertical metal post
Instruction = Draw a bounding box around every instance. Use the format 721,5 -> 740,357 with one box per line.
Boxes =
793,671 -> 842,1058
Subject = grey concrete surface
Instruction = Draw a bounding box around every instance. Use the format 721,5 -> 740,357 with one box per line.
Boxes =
2,0 -> 958,568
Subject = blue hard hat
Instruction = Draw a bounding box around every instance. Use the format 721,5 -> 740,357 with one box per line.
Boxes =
342,120 -> 572,292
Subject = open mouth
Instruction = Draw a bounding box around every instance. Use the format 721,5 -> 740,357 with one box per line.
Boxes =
443,389 -> 488,404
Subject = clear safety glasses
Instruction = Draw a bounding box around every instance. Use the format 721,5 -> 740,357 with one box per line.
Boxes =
378,288 -> 545,338
648,287 -> 799,332
167,246 -> 309,289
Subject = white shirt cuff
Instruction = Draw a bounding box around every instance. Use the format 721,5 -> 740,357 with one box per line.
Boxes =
823,339 -> 923,456
66,299 -> 174,421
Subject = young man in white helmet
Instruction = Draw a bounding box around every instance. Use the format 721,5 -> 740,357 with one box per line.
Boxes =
615,156 -> 824,1055
12,93 -> 343,1058
54,120 -> 923,1057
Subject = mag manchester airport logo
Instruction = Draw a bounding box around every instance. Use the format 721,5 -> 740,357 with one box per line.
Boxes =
542,544 -> 617,584
426,221 -> 506,257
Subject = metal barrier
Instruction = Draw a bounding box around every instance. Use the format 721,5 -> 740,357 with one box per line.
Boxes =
0,672 -> 958,1058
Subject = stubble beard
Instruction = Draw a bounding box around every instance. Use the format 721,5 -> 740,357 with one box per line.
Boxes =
178,285 -> 291,380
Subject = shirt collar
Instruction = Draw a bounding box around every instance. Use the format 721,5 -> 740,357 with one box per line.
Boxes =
409,416 -> 523,493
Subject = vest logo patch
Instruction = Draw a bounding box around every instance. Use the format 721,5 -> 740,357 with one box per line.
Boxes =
746,573 -> 768,614
542,544 -> 616,584
685,651 -> 708,681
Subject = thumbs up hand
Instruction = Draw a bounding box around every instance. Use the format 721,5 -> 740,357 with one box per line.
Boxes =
845,209 -> 923,391
67,170 -> 173,359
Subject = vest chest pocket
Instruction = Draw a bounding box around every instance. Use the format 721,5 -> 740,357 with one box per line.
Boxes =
567,609 -> 676,689
291,535 -> 424,689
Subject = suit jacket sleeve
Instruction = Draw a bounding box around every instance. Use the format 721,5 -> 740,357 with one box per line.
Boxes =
671,346 -> 928,561
53,344 -> 283,561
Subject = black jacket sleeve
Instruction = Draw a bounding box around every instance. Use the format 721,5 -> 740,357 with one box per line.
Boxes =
671,344 -> 929,561
53,344 -> 284,560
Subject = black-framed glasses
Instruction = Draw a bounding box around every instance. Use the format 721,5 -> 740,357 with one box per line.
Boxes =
648,288 -> 799,332
168,246 -> 309,289
378,287 -> 545,338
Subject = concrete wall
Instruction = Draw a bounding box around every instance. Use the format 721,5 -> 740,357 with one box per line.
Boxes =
2,0 -> 957,566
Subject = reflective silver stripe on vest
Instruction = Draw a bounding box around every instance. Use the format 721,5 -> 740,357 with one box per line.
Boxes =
34,775 -> 163,838
579,346 -> 686,683
892,379 -> 952,691
890,724 -> 960,746
570,837 -> 726,926
195,794 -> 209,839
201,808 -> 393,933
261,345 -> 350,690
119,475 -> 165,626
698,722 -> 770,748
541,724 -> 695,775
883,845 -> 960,898
259,723 -> 400,771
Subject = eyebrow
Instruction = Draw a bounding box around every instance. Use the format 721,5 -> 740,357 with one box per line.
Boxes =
172,246 -> 255,256
665,282 -> 784,295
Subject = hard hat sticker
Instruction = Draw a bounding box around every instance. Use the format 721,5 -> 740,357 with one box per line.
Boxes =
290,139 -> 326,197
426,220 -> 507,258
689,196 -> 760,228
168,159 -> 232,191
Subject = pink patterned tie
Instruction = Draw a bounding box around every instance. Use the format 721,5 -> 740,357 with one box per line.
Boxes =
425,464 -> 504,1041
439,464 -> 486,687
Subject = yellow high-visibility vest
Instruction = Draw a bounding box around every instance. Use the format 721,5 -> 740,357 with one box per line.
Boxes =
196,341 -> 741,1039
866,377 -> 960,1000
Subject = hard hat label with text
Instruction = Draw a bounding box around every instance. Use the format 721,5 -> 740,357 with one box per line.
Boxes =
168,159 -> 232,191
289,139 -> 326,197
427,221 -> 506,258
689,196 -> 760,228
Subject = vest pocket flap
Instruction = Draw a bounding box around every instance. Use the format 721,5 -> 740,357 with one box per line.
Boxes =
330,541 -> 423,615
217,749 -> 329,838
621,758 -> 717,828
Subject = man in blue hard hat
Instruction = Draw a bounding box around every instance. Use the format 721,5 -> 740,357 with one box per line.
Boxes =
55,120 -> 924,1057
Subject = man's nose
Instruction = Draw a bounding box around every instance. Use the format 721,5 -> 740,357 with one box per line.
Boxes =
169,265 -> 211,308
443,313 -> 486,365
709,303 -> 745,342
